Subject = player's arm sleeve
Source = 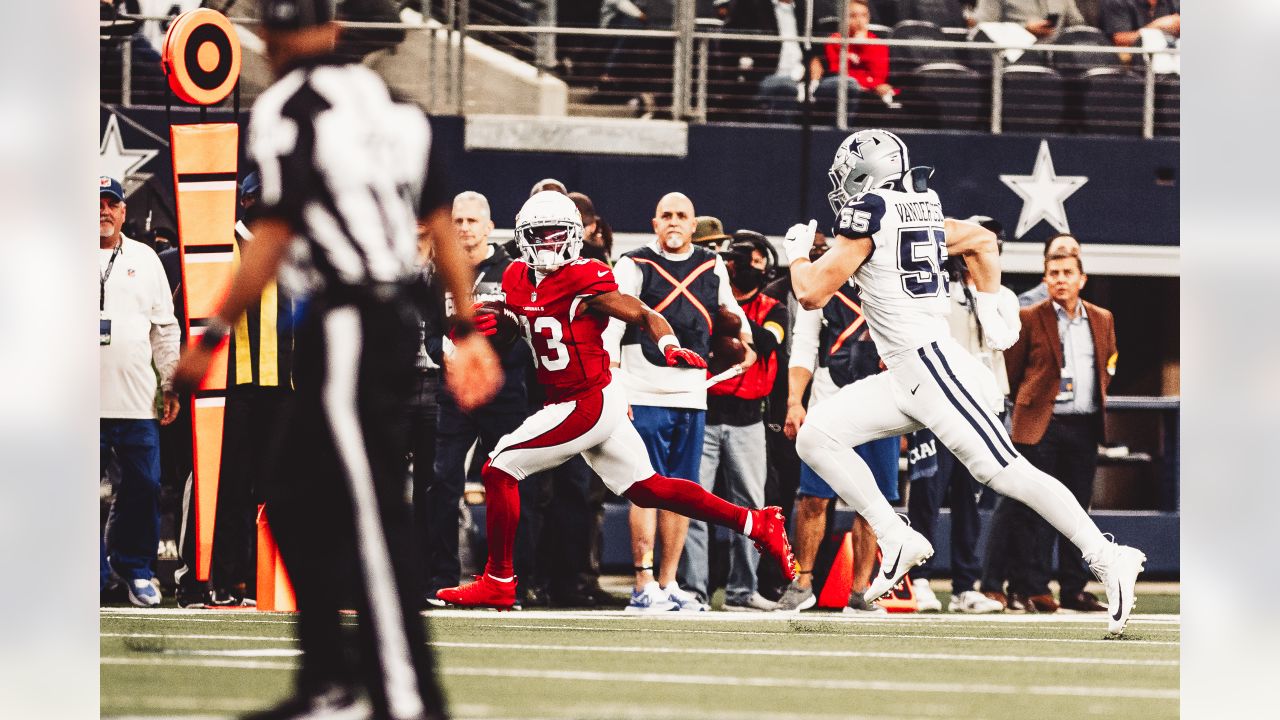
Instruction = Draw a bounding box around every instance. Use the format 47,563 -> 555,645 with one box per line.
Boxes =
147,253 -> 180,391
997,286 -> 1022,336
833,192 -> 888,247
603,256 -> 639,365
713,258 -> 751,337
788,306 -> 821,373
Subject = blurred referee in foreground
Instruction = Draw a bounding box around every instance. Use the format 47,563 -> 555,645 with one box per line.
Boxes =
174,2 -> 501,719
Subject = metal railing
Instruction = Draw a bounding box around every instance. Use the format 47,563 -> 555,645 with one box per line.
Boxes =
101,11 -> 1180,139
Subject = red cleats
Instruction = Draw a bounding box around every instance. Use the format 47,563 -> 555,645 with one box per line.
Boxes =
435,574 -> 517,609
749,506 -> 798,581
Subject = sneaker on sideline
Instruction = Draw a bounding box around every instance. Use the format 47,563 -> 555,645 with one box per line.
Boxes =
662,582 -> 709,612
774,580 -> 816,612
625,581 -> 677,613
723,592 -> 779,612
125,578 -> 161,608
949,589 -> 1004,614
912,578 -> 942,613
843,591 -> 887,616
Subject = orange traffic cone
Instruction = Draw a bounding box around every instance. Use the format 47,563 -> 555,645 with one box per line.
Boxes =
255,505 -> 296,612
815,531 -> 919,612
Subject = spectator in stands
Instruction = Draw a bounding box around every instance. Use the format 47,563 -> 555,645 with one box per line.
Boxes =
1001,251 -> 1118,614
422,192 -> 539,606
905,217 -> 1017,615
723,0 -> 813,89
99,175 -> 180,607
679,237 -> 788,611
1019,233 -> 1081,307
899,0 -> 969,28
973,0 -> 1084,39
778,277 -> 899,614
808,0 -> 896,102
1100,0 -> 1179,47
605,193 -> 756,611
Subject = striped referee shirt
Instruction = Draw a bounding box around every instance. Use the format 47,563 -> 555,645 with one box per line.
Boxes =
247,54 -> 449,300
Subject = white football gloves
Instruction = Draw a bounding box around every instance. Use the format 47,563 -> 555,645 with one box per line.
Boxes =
973,291 -> 1019,351
783,219 -> 818,265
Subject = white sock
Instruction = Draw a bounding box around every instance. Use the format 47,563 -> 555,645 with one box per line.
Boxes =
796,424 -> 901,538
986,456 -> 1107,558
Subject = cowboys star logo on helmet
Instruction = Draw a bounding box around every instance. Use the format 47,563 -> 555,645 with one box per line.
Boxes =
515,190 -> 584,272
827,129 -> 911,212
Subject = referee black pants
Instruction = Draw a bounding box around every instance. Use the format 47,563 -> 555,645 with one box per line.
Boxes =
265,298 -> 445,720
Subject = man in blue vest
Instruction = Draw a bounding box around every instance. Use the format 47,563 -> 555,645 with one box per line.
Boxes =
605,192 -> 757,611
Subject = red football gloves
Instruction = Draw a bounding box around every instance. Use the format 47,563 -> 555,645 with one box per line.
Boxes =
450,303 -> 498,341
664,345 -> 707,369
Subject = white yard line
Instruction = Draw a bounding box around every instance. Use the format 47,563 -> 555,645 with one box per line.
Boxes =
100,633 -> 1176,666
482,623 -> 1180,646
101,658 -> 1176,701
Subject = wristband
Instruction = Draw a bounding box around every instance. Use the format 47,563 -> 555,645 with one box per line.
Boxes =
198,319 -> 230,350
657,334 -> 679,354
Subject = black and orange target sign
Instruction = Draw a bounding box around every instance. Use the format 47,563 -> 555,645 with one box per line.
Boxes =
162,8 -> 242,106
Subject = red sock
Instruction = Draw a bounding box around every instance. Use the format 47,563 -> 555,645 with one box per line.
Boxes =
481,461 -> 520,579
623,474 -> 748,532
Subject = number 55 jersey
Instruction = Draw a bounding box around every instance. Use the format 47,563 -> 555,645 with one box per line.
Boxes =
502,257 -> 619,404
835,185 -> 952,360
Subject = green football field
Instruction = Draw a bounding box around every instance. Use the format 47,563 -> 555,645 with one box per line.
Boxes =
101,589 -> 1179,720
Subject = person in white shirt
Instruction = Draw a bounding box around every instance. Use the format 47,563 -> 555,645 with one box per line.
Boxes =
98,175 -> 180,608
604,192 -> 756,611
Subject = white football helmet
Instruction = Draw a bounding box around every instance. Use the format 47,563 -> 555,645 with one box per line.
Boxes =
827,129 -> 911,212
515,190 -> 583,272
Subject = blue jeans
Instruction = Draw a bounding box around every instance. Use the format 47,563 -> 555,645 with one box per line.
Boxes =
679,422 -> 766,605
100,419 -> 162,585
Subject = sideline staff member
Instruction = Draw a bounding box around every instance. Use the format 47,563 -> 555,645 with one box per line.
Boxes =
174,2 -> 501,719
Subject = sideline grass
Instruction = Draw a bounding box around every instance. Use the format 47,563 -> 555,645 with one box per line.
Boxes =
102,607 -> 1178,719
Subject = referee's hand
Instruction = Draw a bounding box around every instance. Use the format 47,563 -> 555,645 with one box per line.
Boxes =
446,333 -> 501,411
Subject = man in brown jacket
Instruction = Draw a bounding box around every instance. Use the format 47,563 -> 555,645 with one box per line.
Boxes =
1003,251 -> 1118,612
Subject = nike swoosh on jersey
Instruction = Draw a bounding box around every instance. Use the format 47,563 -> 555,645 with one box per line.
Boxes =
598,271 -> 609,277
910,384 -> 920,395
882,547 -> 902,580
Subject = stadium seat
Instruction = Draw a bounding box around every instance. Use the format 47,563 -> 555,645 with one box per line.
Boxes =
1052,25 -> 1122,76
889,20 -> 952,77
902,0 -> 967,29
754,73 -> 801,124
1155,74 -> 1180,137
1000,65 -> 1066,134
1066,67 -> 1144,136
899,62 -> 988,131
812,76 -> 863,126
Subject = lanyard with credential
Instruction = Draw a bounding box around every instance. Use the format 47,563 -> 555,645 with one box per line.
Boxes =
100,242 -> 122,312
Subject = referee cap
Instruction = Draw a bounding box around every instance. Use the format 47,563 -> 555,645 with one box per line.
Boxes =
260,0 -> 335,31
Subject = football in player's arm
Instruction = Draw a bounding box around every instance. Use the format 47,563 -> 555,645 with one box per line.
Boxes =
783,201 -> 1015,351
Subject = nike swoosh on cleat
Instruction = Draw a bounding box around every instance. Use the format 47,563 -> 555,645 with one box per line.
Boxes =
1112,586 -> 1124,622
882,547 -> 902,580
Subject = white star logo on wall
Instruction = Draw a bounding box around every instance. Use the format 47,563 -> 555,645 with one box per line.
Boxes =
100,114 -> 158,184
1000,140 -> 1088,238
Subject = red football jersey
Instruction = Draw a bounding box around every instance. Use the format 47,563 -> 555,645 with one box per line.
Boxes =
502,257 -> 619,404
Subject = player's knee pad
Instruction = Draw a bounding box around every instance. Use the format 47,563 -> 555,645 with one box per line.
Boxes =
795,421 -> 839,466
981,455 -> 1031,494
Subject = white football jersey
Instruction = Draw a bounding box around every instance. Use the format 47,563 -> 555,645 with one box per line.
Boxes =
832,184 -> 951,359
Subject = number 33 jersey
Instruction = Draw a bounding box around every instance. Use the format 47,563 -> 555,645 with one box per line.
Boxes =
833,186 -> 952,359
502,257 -> 619,404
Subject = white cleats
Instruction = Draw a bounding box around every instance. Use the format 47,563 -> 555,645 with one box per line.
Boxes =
912,578 -> 942,613
949,589 -> 1004,614
863,525 -> 934,605
1087,542 -> 1147,635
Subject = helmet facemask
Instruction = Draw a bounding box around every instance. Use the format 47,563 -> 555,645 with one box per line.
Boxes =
518,222 -> 583,272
